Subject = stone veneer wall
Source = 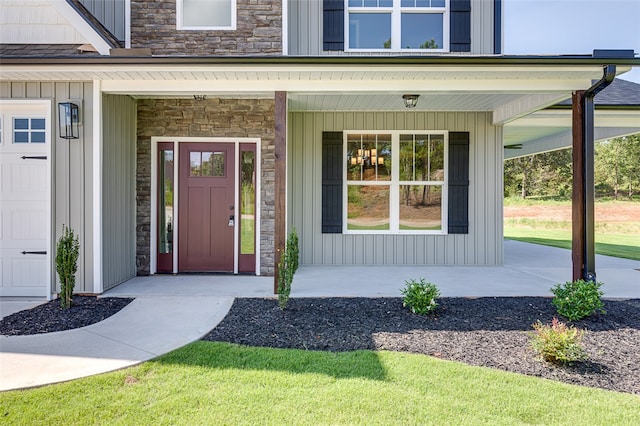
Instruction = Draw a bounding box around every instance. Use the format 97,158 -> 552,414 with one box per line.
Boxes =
136,98 -> 275,276
131,0 -> 281,55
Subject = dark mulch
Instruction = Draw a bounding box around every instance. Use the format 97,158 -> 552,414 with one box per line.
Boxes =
0,296 -> 133,335
203,297 -> 640,395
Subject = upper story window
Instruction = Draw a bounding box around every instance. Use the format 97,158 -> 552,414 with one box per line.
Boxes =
347,0 -> 448,52
177,0 -> 237,30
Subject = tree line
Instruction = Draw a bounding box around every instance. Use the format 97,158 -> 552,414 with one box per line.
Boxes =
504,134 -> 640,199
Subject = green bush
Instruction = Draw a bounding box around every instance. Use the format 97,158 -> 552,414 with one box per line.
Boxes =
530,318 -> 587,364
401,279 -> 440,315
277,228 -> 299,310
551,279 -> 605,321
55,225 -> 80,309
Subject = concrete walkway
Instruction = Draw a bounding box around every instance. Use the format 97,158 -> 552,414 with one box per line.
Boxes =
1,240 -> 639,391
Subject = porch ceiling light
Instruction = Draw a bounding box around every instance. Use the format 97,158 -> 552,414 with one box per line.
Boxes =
402,94 -> 420,108
58,102 -> 79,139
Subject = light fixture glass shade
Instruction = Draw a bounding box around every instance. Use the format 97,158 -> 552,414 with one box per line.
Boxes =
402,94 -> 420,108
58,102 -> 79,139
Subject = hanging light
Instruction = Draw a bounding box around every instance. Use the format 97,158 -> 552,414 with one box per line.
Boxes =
402,94 -> 420,108
58,102 -> 79,139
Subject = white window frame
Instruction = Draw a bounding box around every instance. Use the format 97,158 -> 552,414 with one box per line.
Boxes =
343,130 -> 448,235
345,0 -> 449,53
12,116 -> 47,144
176,0 -> 237,31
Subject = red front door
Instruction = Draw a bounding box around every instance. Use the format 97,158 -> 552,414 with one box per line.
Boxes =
178,143 -> 235,272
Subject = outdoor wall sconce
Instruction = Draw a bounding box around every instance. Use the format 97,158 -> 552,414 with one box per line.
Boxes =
58,102 -> 79,139
402,94 -> 420,108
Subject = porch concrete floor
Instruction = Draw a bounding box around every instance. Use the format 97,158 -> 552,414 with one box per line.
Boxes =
0,241 -> 638,391
106,240 -> 640,299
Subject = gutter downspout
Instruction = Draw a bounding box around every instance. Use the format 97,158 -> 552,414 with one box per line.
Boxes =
575,65 -> 616,282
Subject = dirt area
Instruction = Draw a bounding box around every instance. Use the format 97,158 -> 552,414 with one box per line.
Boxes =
504,202 -> 640,223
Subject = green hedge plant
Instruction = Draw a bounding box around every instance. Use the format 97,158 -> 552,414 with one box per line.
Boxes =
530,317 -> 588,364
401,279 -> 440,315
56,225 -> 80,309
551,279 -> 605,321
277,228 -> 299,310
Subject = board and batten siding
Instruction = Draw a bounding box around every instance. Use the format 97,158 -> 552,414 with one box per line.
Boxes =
288,0 -> 496,55
288,111 -> 503,266
102,94 -> 136,290
0,81 -> 95,294
79,0 -> 126,41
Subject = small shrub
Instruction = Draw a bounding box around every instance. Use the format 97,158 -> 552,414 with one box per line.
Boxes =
551,279 -> 605,321
55,225 -> 80,309
277,228 -> 299,310
530,318 -> 588,364
401,279 -> 440,315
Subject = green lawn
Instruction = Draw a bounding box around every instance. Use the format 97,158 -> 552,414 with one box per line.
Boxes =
2,342 -> 639,425
504,227 -> 640,261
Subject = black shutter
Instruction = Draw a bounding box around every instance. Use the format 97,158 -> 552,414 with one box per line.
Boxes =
322,131 -> 343,233
450,0 -> 471,52
448,132 -> 469,234
323,0 -> 344,51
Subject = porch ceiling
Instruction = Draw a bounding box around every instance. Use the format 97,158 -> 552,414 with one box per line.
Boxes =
2,59 -> 636,139
504,109 -> 640,159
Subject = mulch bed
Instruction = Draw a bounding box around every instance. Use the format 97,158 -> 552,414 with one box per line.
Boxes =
0,296 -> 133,336
3,295 -> 638,395
203,297 -> 640,395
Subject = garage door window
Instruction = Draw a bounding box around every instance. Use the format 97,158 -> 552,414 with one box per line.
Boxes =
14,118 -> 46,144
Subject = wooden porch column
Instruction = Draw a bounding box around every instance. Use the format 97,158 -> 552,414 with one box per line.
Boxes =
274,91 -> 287,293
571,90 -> 586,281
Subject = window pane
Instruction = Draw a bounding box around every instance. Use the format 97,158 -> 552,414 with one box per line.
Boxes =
31,118 -> 46,130
183,0 -> 232,27
347,185 -> 390,230
240,151 -> 255,255
349,13 -> 391,49
31,132 -> 46,143
401,13 -> 443,49
399,134 -> 415,181
190,152 -> 202,176
376,134 -> 392,181
14,119 -> 29,130
347,135 -> 362,181
201,152 -> 213,176
14,132 -> 29,143
429,134 -> 445,181
212,152 -> 225,176
399,185 -> 442,230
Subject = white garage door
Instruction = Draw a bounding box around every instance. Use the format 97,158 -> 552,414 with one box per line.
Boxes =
0,102 -> 50,297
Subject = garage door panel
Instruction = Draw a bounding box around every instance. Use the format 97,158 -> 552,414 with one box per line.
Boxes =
1,155 -> 47,196
0,103 -> 50,297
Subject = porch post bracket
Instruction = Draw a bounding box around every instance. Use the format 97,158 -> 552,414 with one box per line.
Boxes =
573,65 -> 616,282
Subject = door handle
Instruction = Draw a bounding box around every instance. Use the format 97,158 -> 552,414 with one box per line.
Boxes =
228,215 -> 235,227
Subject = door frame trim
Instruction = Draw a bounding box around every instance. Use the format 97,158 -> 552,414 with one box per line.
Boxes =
150,137 -> 261,275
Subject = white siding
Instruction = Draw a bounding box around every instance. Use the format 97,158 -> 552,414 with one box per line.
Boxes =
289,111 -> 504,266
0,0 -> 89,44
